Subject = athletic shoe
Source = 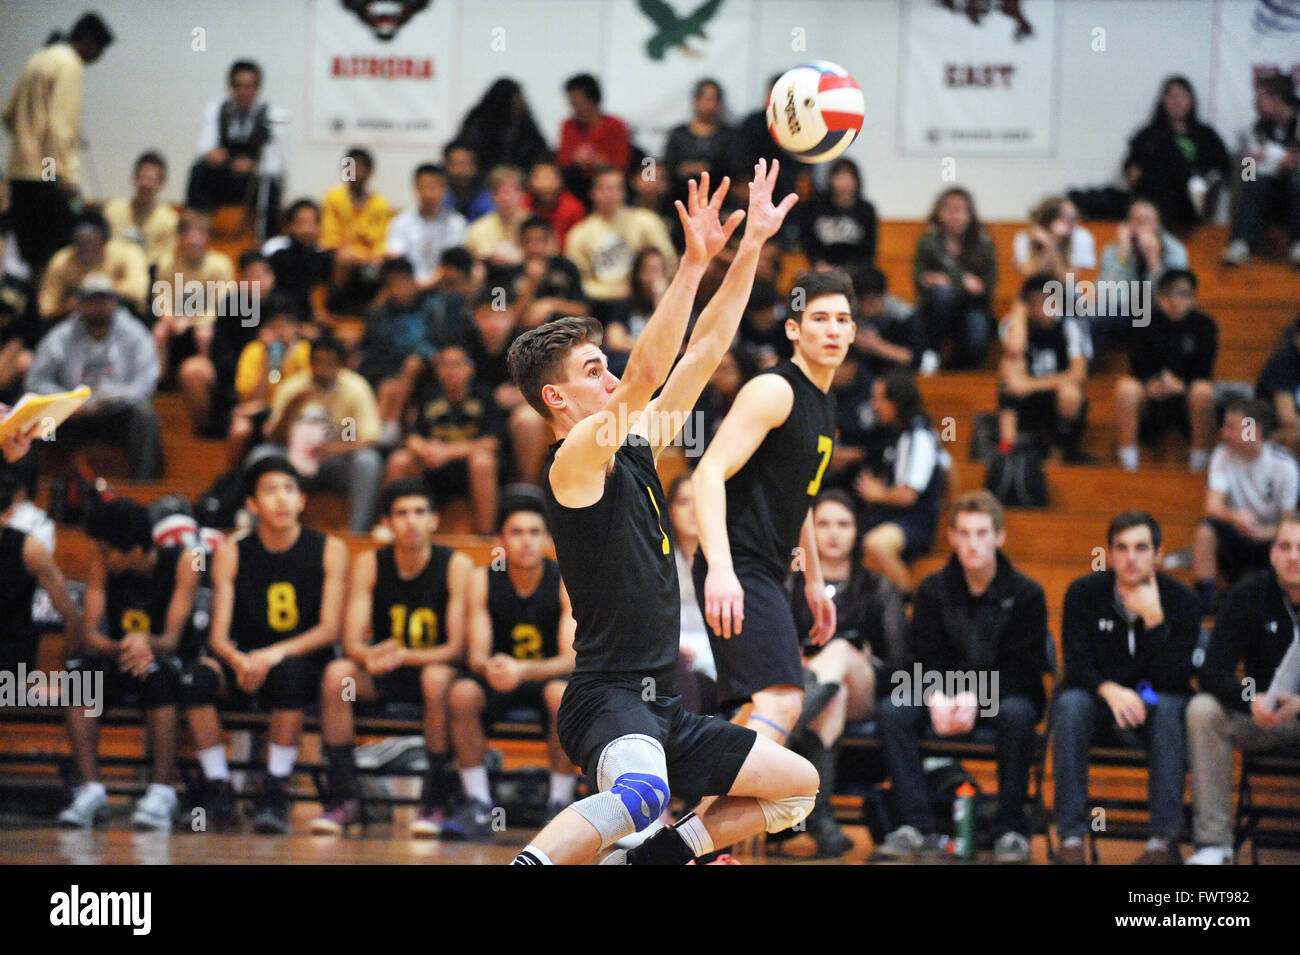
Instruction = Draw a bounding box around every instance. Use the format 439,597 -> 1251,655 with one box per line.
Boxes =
310,799 -> 363,835
201,779 -> 240,830
1220,239 -> 1250,266
920,350 -> 940,376
1291,241 -> 1300,269
993,831 -> 1031,864
1134,837 -> 1182,865
809,818 -> 854,859
58,782 -> 109,829
251,776 -> 291,834
1186,844 -> 1233,865
1055,836 -> 1086,865
410,806 -> 445,839
130,783 -> 178,831
441,798 -> 496,841
872,824 -> 925,861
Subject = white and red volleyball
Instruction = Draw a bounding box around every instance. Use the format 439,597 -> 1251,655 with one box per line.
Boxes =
767,61 -> 864,163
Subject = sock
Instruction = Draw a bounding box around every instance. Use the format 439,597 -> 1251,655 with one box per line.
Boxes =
1118,445 -> 1138,471
626,824 -> 696,865
548,772 -> 576,806
198,744 -> 229,781
324,743 -> 359,802
997,438 -> 1014,455
512,844 -> 553,865
1195,579 -> 1216,617
267,743 -> 298,779
460,765 -> 491,805
421,750 -> 452,809
673,812 -> 714,858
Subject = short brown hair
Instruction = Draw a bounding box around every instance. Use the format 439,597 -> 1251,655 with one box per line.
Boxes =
788,269 -> 856,323
507,316 -> 604,420
487,165 -> 524,192
949,489 -> 1004,532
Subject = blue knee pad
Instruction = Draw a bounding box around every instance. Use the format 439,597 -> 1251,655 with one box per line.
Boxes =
568,734 -> 671,847
610,772 -> 670,831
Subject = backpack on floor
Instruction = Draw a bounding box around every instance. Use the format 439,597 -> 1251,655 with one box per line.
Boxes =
985,444 -> 1048,508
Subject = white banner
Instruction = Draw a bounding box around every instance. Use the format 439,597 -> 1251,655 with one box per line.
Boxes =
897,0 -> 1059,157
306,0 -> 455,146
1210,0 -> 1300,152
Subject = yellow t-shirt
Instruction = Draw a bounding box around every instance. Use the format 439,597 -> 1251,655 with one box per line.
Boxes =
103,197 -> 179,269
464,212 -> 522,261
39,239 -> 150,319
268,368 -> 382,445
154,249 -> 236,325
235,338 -> 311,402
320,185 -> 393,259
2,43 -> 83,185
563,208 -> 678,301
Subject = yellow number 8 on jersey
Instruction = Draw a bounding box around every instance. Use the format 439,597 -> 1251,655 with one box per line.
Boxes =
267,582 -> 299,632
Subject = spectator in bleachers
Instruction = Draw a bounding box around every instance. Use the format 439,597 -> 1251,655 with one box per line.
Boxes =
852,265 -> 922,376
1011,196 -> 1096,278
310,478 -> 474,836
913,187 -> 997,373
1221,72 -> 1300,268
1192,396 -> 1299,614
794,158 -> 878,269
1115,268 -> 1218,473
442,140 -> 494,223
736,279 -> 790,370
0,468 -> 74,671
694,344 -> 756,453
103,151 -> 178,278
873,491 -> 1049,864
663,79 -> 732,208
1053,511 -> 1199,865
320,147 -> 393,314
997,272 -> 1091,462
524,158 -> 585,249
825,346 -> 876,488
386,163 -> 467,287
58,499 -> 199,831
464,166 -> 529,267
557,73 -> 630,202
387,344 -> 502,535
185,60 -> 282,236
181,455 -> 348,834
254,335 -> 384,535
1094,198 -> 1188,356
3,12 -> 114,275
27,273 -> 162,478
604,246 -> 666,352
227,297 -> 309,469
152,214 -> 235,380
0,233 -> 38,405
38,210 -> 149,323
504,216 -> 588,330
1255,316 -> 1300,457
564,166 -> 677,328
450,494 -> 579,836
630,155 -> 673,220
433,245 -> 479,303
666,474 -> 718,716
1185,515 -> 1300,865
455,78 -> 551,173
789,489 -> 909,857
1124,76 -> 1230,232
854,369 -> 949,593
264,198 -> 332,315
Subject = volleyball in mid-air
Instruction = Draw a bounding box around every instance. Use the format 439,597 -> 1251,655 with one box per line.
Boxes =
766,61 -> 864,163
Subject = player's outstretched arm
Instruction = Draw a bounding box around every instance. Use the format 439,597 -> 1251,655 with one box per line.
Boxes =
550,174 -> 739,505
691,373 -> 794,640
638,159 -> 798,459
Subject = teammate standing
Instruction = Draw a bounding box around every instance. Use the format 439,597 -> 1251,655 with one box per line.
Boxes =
505,162 -> 818,866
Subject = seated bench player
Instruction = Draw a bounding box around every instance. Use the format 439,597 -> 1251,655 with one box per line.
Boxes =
443,494 -> 578,840
310,478 -> 474,836
181,455 -> 347,833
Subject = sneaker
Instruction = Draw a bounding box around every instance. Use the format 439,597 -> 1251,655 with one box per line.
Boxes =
1220,239 -> 1250,266
1055,835 -> 1086,865
200,779 -> 240,830
441,798 -> 496,841
130,783 -> 178,832
251,776 -> 291,834
1290,241 -> 1300,269
58,782 -> 109,829
1134,836 -> 1182,865
310,799 -> 363,835
1117,446 -> 1139,473
410,805 -> 446,839
808,815 -> 854,859
1185,844 -> 1233,865
994,831 -> 1031,864
920,350 -> 941,376
872,824 -> 925,861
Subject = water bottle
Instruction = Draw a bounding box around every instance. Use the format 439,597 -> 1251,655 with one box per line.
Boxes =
267,340 -> 286,385
952,781 -> 977,861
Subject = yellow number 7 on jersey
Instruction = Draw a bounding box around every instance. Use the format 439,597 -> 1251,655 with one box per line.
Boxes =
807,434 -> 833,496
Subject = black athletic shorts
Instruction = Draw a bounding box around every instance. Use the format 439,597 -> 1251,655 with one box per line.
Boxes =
1139,394 -> 1191,441
372,666 -> 426,705
1208,518 -> 1273,585
425,462 -> 470,504
66,653 -> 182,709
998,389 -> 1057,433
556,675 -> 757,807
474,677 -> 551,726
692,554 -> 804,712
217,651 -> 330,712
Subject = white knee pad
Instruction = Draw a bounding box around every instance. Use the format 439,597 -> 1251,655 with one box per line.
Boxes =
757,794 -> 815,834
568,734 -> 669,849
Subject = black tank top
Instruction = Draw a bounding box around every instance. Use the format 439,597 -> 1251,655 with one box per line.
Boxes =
105,545 -> 183,643
543,433 -> 678,691
232,527 -> 326,651
488,559 -> 562,660
371,544 -> 453,648
713,359 -> 837,576
0,527 -> 35,642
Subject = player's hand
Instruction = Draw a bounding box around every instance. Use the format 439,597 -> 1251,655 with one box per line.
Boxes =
961,273 -> 985,295
365,639 -> 404,676
239,649 -> 279,693
118,634 -> 155,678
854,471 -> 886,504
929,692 -> 975,736
1250,694 -> 1297,729
675,172 -> 744,266
1119,577 -> 1163,629
486,654 -> 522,693
1101,683 -> 1147,730
703,564 -> 745,640
804,580 -> 837,647
742,158 -> 798,243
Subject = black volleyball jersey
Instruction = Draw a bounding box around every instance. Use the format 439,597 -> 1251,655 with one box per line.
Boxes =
105,544 -> 184,643
488,559 -> 562,661
543,433 -> 678,690
232,527 -> 326,651
371,544 -> 453,649
0,527 -> 35,642
716,359 -> 836,576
